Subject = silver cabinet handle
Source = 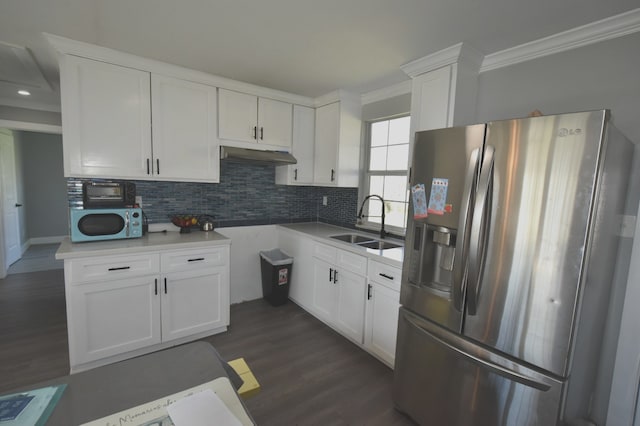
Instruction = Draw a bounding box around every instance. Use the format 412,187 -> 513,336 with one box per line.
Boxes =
453,147 -> 481,311
467,145 -> 495,315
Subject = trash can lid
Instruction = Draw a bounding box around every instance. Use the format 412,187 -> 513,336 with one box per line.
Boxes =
259,248 -> 293,265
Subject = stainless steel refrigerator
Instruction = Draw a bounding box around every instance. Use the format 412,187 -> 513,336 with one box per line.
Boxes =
393,110 -> 636,425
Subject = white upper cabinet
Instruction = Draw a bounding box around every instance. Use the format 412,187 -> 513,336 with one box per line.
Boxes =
60,55 -> 220,182
60,55 -> 152,179
313,96 -> 361,187
151,74 -> 219,182
411,65 -> 453,132
275,104 -> 315,185
218,88 -> 292,149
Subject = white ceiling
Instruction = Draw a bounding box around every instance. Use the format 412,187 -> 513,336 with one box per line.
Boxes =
0,0 -> 638,112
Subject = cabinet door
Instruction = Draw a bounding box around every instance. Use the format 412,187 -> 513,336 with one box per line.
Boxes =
68,276 -> 161,365
277,105 -> 315,185
313,102 -> 339,185
161,266 -> 229,341
151,75 -> 219,182
334,268 -> 367,344
411,65 -> 452,133
365,282 -> 400,367
258,97 -> 292,148
60,55 -> 152,179
312,257 -> 336,322
218,88 -> 258,143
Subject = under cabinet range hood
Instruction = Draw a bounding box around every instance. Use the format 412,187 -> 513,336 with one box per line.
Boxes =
220,146 -> 297,165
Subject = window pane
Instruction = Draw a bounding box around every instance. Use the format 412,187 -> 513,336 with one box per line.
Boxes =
384,176 -> 407,202
369,146 -> 387,171
386,144 -> 409,171
389,116 -> 411,145
368,200 -> 382,217
386,201 -> 407,228
369,176 -> 384,197
371,121 -> 389,147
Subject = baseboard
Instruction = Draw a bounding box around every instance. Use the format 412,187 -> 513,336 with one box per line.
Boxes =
21,241 -> 31,255
29,236 -> 67,245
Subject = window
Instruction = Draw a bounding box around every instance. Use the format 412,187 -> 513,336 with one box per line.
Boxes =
360,115 -> 410,234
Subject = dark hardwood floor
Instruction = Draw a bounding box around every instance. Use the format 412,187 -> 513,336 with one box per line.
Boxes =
0,269 -> 415,425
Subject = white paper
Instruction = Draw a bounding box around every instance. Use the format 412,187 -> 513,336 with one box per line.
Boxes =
167,389 -> 242,426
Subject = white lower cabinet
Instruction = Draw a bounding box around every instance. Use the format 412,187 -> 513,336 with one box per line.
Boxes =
68,275 -> 161,365
311,242 -> 367,344
276,228 -> 402,368
364,260 -> 401,368
64,245 -> 230,372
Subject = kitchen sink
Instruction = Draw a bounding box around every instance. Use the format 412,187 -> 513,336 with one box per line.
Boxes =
357,240 -> 402,250
330,234 -> 376,244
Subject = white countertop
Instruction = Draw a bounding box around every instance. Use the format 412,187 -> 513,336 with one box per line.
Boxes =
55,230 -> 231,260
277,222 -> 404,268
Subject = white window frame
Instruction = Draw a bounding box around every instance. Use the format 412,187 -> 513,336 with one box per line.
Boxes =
358,114 -> 410,237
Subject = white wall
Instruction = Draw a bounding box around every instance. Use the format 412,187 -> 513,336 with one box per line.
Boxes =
216,225 -> 279,304
476,32 -> 640,144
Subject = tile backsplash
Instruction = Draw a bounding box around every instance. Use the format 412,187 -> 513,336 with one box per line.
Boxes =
67,162 -> 359,229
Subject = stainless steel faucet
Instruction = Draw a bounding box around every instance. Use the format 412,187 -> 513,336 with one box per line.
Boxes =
357,194 -> 386,239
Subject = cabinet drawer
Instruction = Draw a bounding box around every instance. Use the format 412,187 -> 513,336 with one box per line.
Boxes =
313,243 -> 336,264
336,249 -> 367,276
161,246 -> 228,273
68,253 -> 160,284
368,260 -> 402,291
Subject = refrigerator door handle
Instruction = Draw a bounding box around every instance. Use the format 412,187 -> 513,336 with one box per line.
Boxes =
452,147 -> 481,311
467,145 -> 495,315
402,310 -> 558,392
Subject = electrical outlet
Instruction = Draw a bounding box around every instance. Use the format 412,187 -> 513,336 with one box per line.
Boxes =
322,196 -> 328,206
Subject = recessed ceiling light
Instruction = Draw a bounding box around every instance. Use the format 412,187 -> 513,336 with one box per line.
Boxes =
18,90 -> 31,96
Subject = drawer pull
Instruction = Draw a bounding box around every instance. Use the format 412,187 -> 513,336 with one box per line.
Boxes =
164,278 -> 168,294
108,266 -> 131,271
154,278 -> 158,295
188,257 -> 205,262
379,273 -> 394,280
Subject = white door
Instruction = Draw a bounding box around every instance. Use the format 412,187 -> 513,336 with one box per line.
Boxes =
334,268 -> 366,344
258,97 -> 292,148
151,74 -> 220,182
311,257 -> 336,322
60,55 -> 152,179
291,105 -> 315,184
161,266 -> 229,341
218,89 -> 258,143
313,102 -> 339,185
365,282 -> 400,366
68,275 -> 161,365
0,130 -> 21,266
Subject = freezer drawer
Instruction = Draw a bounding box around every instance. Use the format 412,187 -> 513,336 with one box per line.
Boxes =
393,308 -> 563,426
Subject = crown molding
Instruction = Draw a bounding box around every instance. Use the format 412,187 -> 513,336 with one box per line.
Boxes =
44,33 -> 315,107
0,119 -> 62,134
0,97 -> 61,112
400,43 -> 484,78
361,80 -> 412,105
481,8 -> 640,72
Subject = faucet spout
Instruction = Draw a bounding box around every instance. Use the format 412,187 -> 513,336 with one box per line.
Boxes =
357,195 -> 387,239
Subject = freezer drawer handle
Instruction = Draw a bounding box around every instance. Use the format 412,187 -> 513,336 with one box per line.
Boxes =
402,310 -> 556,392
467,145 -> 495,315
453,147 -> 480,312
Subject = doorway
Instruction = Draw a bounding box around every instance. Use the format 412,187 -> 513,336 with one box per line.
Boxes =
0,121 -> 64,278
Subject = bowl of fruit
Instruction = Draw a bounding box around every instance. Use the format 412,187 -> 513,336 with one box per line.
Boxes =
169,214 -> 199,233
